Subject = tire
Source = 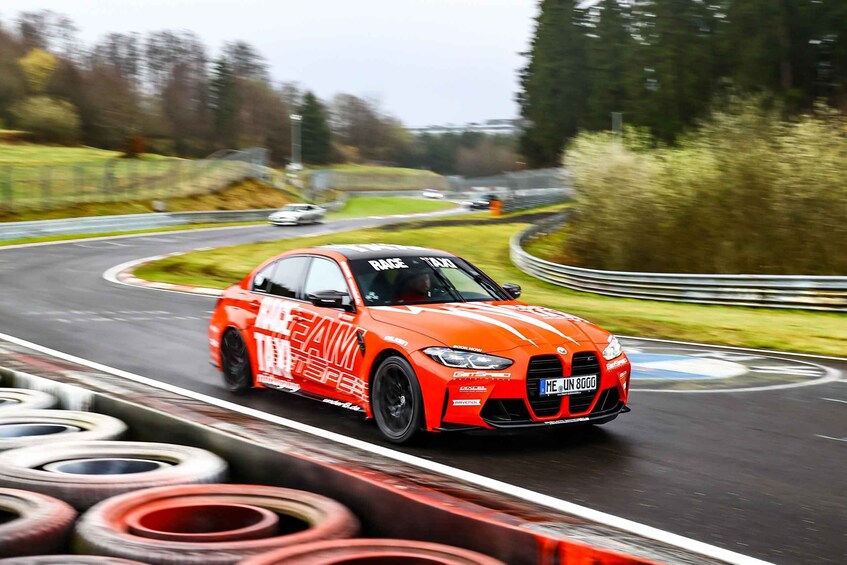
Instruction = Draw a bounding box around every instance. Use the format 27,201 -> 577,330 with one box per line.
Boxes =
0,410 -> 127,452
220,329 -> 252,394
0,441 -> 229,510
0,488 -> 77,558
74,484 -> 360,565
0,557 -> 147,564
0,389 -> 57,412
371,355 -> 424,444
240,538 -> 508,565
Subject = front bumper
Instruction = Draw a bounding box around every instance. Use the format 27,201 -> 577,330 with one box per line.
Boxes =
413,349 -> 631,432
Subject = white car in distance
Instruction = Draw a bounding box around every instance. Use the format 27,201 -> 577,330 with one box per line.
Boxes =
422,189 -> 445,199
268,204 -> 326,226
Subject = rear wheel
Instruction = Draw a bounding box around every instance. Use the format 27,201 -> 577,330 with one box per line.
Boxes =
221,329 -> 252,394
371,356 -> 423,444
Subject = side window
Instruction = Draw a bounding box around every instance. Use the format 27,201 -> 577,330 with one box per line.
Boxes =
269,256 -> 309,298
252,263 -> 275,293
303,258 -> 349,297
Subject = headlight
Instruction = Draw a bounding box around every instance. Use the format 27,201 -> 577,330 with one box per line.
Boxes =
423,347 -> 513,370
602,335 -> 622,361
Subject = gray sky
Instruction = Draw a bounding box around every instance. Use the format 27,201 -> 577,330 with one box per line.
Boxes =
0,0 -> 539,127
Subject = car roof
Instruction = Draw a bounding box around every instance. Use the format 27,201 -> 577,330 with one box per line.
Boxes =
317,244 -> 455,260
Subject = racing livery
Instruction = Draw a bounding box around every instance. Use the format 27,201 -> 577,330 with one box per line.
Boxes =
208,244 -> 631,443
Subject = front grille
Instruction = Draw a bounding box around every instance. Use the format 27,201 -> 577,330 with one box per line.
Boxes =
526,355 -> 564,417
567,351 -> 601,413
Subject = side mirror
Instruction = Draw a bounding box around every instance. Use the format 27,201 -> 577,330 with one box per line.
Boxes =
502,283 -> 522,299
308,290 -> 355,312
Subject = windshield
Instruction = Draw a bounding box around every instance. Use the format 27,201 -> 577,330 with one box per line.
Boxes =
349,255 -> 509,306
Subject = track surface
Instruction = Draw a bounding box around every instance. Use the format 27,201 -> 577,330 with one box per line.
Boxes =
0,216 -> 844,564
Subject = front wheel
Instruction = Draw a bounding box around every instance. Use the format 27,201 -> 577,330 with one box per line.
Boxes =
221,329 -> 253,394
371,356 -> 423,444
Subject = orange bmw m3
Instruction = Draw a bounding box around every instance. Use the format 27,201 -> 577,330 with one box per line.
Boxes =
209,244 -> 631,443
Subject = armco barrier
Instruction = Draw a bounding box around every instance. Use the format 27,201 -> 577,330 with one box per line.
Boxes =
0,209 -> 276,242
511,214 -> 847,312
0,338 -> 732,565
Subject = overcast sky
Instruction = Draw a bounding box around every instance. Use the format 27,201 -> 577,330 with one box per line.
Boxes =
0,0 -> 539,127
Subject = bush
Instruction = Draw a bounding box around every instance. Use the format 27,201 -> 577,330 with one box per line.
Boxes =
11,95 -> 81,144
563,100 -> 847,275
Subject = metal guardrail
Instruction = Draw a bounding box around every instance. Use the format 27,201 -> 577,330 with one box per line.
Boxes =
0,209 -> 276,241
511,214 -> 847,312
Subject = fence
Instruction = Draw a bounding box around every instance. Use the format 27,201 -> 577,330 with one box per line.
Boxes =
511,214 -> 847,312
0,148 -> 269,213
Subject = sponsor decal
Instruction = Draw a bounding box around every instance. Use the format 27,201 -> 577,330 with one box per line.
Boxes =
452,371 -> 512,379
253,296 -> 368,401
322,398 -> 363,411
607,357 -> 628,371
544,416 -> 590,426
384,335 -> 409,347
448,303 -> 580,345
368,258 -> 408,271
421,256 -> 458,269
208,338 -> 219,348
458,386 -> 487,392
452,399 -> 482,407
259,375 -> 301,393
452,345 -> 483,352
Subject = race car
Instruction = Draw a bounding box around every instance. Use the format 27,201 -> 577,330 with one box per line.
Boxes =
208,244 -> 630,443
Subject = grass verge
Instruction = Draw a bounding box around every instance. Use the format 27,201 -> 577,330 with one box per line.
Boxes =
326,197 -> 455,219
134,217 -> 847,356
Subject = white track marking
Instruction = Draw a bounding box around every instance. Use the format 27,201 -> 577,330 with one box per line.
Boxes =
822,397 -> 847,405
0,330 -> 772,565
816,435 -> 847,443
623,336 -> 847,362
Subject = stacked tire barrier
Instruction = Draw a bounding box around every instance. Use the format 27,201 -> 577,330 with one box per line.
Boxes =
0,387 -> 513,564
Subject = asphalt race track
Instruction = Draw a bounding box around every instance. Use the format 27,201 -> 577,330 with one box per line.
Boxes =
0,216 -> 844,564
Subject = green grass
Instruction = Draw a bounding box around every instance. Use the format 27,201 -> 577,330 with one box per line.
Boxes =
133,218 -> 847,356
326,197 -> 455,219
0,143 -> 172,165
302,165 -> 448,191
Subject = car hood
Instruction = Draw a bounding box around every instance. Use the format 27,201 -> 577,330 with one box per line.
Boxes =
368,302 -> 597,353
270,211 -> 300,217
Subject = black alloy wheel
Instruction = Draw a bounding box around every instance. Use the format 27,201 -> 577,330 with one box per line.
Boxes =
221,329 -> 252,394
372,356 -> 423,444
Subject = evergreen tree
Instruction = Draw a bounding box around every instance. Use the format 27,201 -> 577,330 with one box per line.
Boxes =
518,0 -> 589,167
209,58 -> 238,147
584,0 -> 635,131
299,92 -> 331,165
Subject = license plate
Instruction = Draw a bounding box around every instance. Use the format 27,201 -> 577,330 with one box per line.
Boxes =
540,375 -> 597,396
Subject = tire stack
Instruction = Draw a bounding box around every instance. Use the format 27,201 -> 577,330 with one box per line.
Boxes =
0,387 -> 506,565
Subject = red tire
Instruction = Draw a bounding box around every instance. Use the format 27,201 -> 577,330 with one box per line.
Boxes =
239,538 -> 508,564
0,389 -> 57,412
74,484 -> 360,565
0,488 -> 77,558
0,441 -> 229,509
0,411 -> 127,452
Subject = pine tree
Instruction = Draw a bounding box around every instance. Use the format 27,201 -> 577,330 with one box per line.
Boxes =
518,0 -> 589,167
209,58 -> 238,147
299,92 -> 331,165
